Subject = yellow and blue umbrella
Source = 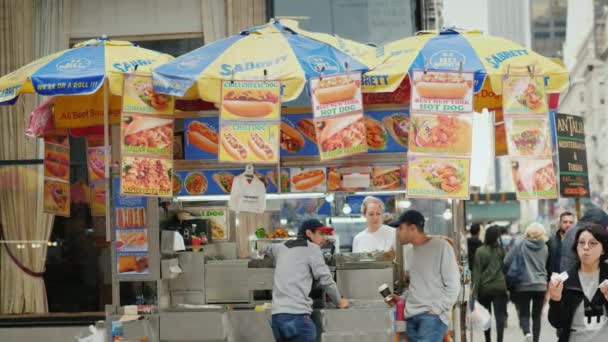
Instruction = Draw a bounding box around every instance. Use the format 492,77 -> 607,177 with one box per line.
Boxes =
152,19 -> 371,103
0,37 -> 172,105
362,29 -> 569,110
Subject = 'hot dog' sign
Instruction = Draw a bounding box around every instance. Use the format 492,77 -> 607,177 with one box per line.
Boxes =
309,72 -> 363,118
410,70 -> 474,113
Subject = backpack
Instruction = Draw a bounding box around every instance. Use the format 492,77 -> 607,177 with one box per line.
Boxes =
504,242 -> 526,288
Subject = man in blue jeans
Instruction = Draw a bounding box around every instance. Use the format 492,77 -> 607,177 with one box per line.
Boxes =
389,210 -> 461,342
264,219 -> 350,341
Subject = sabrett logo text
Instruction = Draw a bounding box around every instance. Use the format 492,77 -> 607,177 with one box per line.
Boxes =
113,59 -> 155,73
485,49 -> 528,69
220,55 -> 288,76
362,75 -> 389,86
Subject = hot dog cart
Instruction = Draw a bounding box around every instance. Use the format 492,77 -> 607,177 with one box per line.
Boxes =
107,190 -> 406,342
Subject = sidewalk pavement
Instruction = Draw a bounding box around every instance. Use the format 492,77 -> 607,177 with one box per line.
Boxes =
471,301 -> 555,342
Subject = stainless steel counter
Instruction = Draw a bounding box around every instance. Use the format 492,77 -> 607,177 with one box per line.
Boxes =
157,300 -> 396,342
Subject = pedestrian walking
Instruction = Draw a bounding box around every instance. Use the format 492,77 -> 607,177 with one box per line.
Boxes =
560,208 -> 608,272
472,225 -> 508,342
547,211 -> 576,277
468,223 -> 482,277
548,223 -> 608,342
504,223 -> 549,342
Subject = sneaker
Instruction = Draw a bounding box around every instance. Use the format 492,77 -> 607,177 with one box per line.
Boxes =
524,333 -> 533,342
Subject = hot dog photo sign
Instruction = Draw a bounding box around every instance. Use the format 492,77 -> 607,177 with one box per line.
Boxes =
309,72 -> 363,119
220,80 -> 281,120
218,122 -> 279,163
410,70 -> 474,113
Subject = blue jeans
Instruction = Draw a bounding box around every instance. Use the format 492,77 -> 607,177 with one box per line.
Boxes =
271,313 -> 316,342
406,313 -> 448,342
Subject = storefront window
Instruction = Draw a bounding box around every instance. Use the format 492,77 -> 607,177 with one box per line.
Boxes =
272,0 -> 418,45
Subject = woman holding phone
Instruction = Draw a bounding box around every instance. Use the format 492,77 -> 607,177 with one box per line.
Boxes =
548,223 -> 608,342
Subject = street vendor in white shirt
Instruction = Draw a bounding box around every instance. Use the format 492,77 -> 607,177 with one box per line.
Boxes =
352,196 -> 396,253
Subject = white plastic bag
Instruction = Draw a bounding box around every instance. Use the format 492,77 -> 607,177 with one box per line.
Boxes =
76,325 -> 106,342
470,300 -> 491,331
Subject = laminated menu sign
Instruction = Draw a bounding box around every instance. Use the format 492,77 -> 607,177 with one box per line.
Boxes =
43,134 -> 70,217
502,75 -> 548,115
280,114 -> 318,156
408,112 -> 473,155
219,80 -> 281,164
122,74 -> 174,115
407,155 -> 471,199
218,121 -> 279,163
90,181 -> 106,217
290,167 -> 327,193
511,158 -> 558,199
113,177 -> 147,229
505,117 -> 552,157
120,156 -> 173,197
184,117 -> 219,160
121,73 -> 174,197
197,207 -> 229,241
220,80 -> 281,120
364,110 -> 409,153
117,252 -> 149,275
121,113 -> 174,157
410,70 -> 474,113
116,229 -> 148,252
372,166 -> 402,190
86,145 -> 107,182
314,113 -> 368,161
554,113 -> 590,197
86,136 -> 107,217
309,72 -> 363,118
327,166 -> 372,191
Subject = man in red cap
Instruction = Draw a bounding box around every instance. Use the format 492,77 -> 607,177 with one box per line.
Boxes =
264,218 -> 350,342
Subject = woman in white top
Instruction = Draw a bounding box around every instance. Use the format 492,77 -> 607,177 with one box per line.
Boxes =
352,196 -> 396,253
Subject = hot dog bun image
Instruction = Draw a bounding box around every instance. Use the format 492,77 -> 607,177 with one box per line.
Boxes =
313,75 -> 358,104
372,167 -> 401,190
122,116 -> 173,152
248,132 -> 275,161
318,115 -> 366,153
187,121 -> 219,154
413,72 -> 472,99
292,169 -> 326,191
44,150 -> 69,179
296,118 -> 317,143
280,122 -> 305,153
220,132 -> 248,161
222,89 -> 279,118
382,115 -> 409,148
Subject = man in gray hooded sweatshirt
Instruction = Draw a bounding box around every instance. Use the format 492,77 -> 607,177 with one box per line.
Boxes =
559,208 -> 608,272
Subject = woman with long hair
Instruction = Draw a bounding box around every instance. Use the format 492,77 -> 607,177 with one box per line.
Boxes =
472,225 -> 508,342
548,223 -> 608,341
504,222 -> 549,342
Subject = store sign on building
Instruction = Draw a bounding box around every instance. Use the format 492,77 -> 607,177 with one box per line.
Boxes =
554,113 -> 590,197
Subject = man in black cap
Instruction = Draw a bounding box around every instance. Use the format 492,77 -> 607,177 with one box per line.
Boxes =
264,219 -> 350,342
389,210 -> 460,342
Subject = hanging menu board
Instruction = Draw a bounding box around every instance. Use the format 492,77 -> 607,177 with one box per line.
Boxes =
554,113 -> 590,197
86,135 -> 108,217
309,72 -> 368,160
218,80 -> 281,164
407,69 -> 473,199
120,74 -> 175,197
502,74 -> 558,199
43,134 -> 70,216
113,177 -> 149,276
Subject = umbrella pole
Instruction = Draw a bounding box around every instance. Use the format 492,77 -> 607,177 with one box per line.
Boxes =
103,80 -> 111,242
